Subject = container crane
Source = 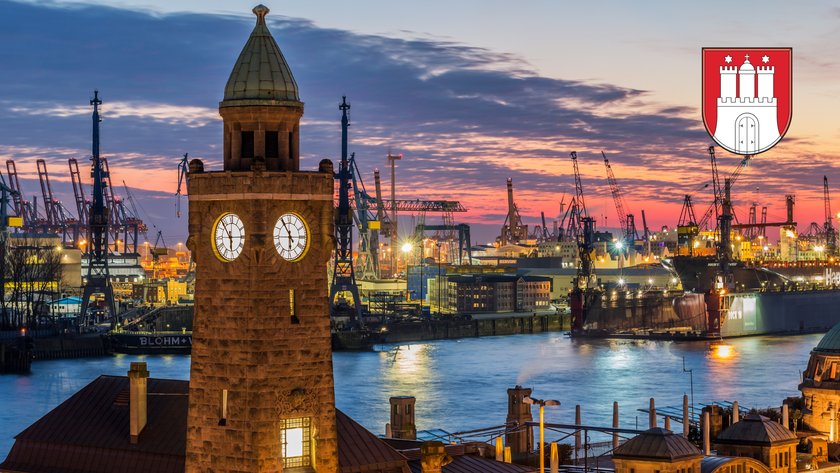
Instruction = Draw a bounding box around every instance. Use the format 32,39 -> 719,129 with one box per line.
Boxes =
69,158 -> 89,225
5,160 -> 37,226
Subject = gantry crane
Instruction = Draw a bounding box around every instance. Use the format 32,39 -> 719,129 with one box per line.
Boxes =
36,159 -> 79,244
5,160 -> 37,226
69,158 -> 89,226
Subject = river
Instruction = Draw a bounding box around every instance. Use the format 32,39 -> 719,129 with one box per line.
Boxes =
0,331 -> 821,457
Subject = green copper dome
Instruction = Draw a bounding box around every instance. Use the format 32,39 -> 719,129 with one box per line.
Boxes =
815,323 -> 840,353
222,5 -> 300,103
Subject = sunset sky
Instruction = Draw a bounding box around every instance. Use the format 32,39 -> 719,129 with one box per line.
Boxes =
2,0 -> 840,244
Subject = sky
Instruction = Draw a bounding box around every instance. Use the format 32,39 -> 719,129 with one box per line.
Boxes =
2,0 -> 840,244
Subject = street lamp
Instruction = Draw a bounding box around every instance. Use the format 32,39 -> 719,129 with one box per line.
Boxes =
523,396 -> 560,473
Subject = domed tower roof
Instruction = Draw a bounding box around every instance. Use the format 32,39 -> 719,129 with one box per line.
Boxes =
222,5 -> 300,104
815,323 -> 840,354
613,428 -> 702,461
714,414 -> 797,446
739,55 -> 755,72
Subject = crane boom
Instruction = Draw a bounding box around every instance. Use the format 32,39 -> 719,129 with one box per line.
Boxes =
36,159 -> 61,226
603,151 -> 628,232
570,151 -> 587,217
69,158 -> 89,224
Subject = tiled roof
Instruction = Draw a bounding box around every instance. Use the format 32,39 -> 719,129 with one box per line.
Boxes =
613,427 -> 702,461
0,375 -> 187,473
714,413 -> 797,446
222,4 -> 300,103
336,410 -> 410,473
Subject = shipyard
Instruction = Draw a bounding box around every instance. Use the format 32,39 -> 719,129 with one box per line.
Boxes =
3,2 -> 840,473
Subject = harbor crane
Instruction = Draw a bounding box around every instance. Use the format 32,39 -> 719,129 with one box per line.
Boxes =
69,158 -> 89,226
499,178 -> 528,246
176,153 -> 188,218
602,151 -> 638,253
824,176 -> 837,255
5,160 -> 37,227
80,91 -> 117,326
329,96 -> 363,322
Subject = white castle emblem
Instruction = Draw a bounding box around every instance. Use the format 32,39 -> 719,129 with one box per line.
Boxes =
713,54 -> 780,154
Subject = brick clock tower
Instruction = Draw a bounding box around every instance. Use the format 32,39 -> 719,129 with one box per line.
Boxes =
185,5 -> 338,472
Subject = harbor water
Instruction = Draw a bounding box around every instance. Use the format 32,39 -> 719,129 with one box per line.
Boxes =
0,331 -> 821,457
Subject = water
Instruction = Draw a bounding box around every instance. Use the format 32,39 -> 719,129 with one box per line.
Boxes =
0,332 -> 821,457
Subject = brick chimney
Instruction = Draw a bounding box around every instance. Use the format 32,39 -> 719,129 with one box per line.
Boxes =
389,396 -> 417,440
128,362 -> 149,444
420,441 -> 453,473
505,385 -> 533,461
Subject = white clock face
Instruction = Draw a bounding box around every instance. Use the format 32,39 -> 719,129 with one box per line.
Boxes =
213,213 -> 245,262
274,213 -> 309,261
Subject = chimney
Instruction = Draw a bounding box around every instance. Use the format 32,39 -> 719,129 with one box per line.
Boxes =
420,441 -> 453,473
389,396 -> 417,440
505,386 -> 533,461
128,362 -> 149,444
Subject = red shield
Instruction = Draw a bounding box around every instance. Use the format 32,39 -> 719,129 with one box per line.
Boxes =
702,47 -> 792,155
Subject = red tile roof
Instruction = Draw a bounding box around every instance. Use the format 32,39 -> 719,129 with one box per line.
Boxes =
1,375 -> 187,473
336,410 -> 411,473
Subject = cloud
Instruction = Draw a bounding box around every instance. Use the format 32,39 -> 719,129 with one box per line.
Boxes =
0,0 -> 835,243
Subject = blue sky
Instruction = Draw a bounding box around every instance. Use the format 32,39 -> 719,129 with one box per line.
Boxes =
2,0 -> 839,244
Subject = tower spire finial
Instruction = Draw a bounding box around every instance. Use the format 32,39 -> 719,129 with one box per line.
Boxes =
253,4 -> 269,25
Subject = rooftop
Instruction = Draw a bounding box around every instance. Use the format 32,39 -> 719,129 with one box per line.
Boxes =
222,4 -> 300,104
815,322 -> 840,354
613,427 -> 702,462
714,413 -> 797,446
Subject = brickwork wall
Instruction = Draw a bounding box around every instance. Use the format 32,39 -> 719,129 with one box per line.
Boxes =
185,168 -> 338,473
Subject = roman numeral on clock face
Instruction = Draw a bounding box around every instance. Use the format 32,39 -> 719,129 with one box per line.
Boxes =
274,213 -> 309,262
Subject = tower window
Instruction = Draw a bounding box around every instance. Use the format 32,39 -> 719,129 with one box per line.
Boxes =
288,131 -> 294,160
290,289 -> 299,324
265,131 -> 279,159
241,131 -> 254,158
280,417 -> 312,468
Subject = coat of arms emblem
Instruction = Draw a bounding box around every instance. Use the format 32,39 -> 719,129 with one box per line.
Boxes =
702,48 -> 792,155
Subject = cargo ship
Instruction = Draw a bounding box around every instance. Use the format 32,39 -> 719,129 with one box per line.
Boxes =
572,255 -> 840,339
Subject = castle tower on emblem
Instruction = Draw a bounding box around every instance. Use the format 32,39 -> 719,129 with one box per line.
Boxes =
713,55 -> 780,154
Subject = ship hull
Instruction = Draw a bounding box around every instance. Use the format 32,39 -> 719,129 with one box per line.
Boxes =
575,288 -> 840,339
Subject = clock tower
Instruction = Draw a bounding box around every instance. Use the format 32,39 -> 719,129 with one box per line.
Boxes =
185,5 -> 338,472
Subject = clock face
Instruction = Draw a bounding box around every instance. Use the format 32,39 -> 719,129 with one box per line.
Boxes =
274,213 -> 309,262
212,213 -> 245,262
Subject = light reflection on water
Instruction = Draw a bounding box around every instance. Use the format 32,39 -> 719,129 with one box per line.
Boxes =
0,332 -> 822,457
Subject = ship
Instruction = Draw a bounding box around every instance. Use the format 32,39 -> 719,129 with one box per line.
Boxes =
572,254 -> 840,339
